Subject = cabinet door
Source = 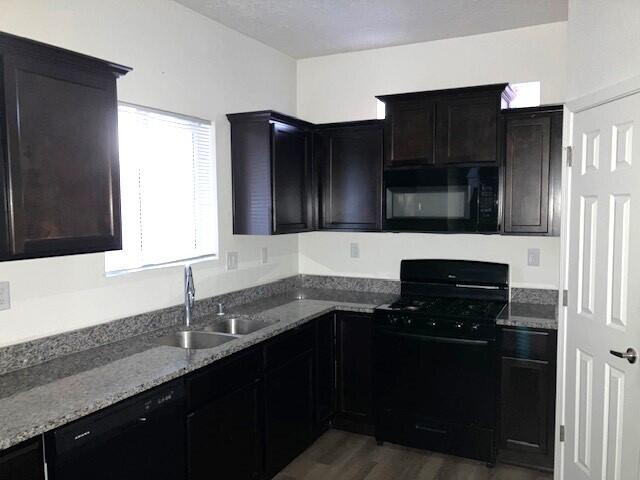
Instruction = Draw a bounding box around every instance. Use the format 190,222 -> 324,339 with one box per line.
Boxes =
264,351 -> 314,477
187,381 -> 262,480
499,327 -> 557,470
500,357 -> 554,469
335,312 -> 373,433
320,124 -> 383,230
316,313 -> 336,430
436,94 -> 499,164
272,123 -> 313,234
0,438 -> 44,480
503,111 -> 562,235
384,99 -> 436,168
0,53 -> 121,259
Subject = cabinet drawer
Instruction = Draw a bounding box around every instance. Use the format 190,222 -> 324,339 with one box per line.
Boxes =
187,348 -> 262,411
501,327 -> 555,362
377,410 -> 494,463
265,323 -> 314,371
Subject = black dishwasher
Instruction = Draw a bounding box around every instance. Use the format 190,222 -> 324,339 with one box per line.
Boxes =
45,380 -> 185,480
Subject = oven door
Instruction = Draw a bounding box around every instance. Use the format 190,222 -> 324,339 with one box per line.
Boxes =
383,167 -> 499,232
373,327 -> 498,461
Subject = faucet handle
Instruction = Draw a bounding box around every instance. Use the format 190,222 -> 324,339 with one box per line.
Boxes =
216,302 -> 225,316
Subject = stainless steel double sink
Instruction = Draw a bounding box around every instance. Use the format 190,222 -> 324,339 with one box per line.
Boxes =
154,316 -> 279,350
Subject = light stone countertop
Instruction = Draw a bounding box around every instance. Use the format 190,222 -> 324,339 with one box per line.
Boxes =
0,288 -> 556,451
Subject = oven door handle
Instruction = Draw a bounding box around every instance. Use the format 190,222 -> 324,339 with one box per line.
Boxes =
375,328 -> 490,346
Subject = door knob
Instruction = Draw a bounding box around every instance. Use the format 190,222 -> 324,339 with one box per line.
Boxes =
610,347 -> 638,364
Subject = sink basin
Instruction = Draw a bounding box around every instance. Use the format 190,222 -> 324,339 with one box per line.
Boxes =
207,316 -> 279,336
154,331 -> 236,349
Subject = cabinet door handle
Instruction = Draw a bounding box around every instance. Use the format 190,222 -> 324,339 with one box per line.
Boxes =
610,347 -> 637,364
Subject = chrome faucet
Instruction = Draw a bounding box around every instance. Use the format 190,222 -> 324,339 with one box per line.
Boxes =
184,265 -> 195,326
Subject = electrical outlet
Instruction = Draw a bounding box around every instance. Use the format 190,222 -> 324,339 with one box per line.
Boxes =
261,247 -> 268,265
226,252 -> 238,270
527,248 -> 541,267
0,282 -> 10,310
350,242 -> 360,259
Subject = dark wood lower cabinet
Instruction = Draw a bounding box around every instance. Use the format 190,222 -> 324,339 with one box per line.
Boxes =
16,315 -> 559,480
334,311 -> 374,434
264,351 -> 315,478
0,438 -> 44,480
187,382 -> 262,480
315,313 -> 336,432
499,327 -> 557,471
186,348 -> 263,480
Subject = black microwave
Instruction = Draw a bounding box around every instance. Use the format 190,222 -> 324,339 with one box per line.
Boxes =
383,166 -> 499,233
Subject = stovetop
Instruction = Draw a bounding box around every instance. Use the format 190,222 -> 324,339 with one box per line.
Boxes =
382,296 -> 507,322
374,295 -> 507,340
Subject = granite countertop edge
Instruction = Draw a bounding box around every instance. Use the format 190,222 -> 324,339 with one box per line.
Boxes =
0,293 -> 557,451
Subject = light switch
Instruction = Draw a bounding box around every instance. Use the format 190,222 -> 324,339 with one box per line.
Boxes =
227,252 -> 238,270
350,243 -> 360,259
527,248 -> 540,267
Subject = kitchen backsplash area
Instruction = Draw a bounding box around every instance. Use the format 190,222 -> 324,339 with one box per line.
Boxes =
0,274 -> 557,375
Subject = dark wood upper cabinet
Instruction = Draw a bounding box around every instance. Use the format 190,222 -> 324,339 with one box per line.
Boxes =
227,111 -> 314,235
378,84 -> 513,169
503,105 -> 563,236
436,92 -> 501,164
317,120 -> 383,231
383,99 -> 436,168
0,32 -> 130,260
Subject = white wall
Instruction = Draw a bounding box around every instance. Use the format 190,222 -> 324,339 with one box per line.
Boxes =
298,22 -> 567,123
0,9 -> 571,346
0,0 -> 298,346
297,22 -> 568,289
300,233 -> 560,289
567,0 -> 640,99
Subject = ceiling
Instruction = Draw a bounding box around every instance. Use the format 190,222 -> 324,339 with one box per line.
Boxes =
174,0 -> 568,58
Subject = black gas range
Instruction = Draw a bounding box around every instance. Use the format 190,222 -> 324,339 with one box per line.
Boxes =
373,259 -> 509,465
375,295 -> 506,340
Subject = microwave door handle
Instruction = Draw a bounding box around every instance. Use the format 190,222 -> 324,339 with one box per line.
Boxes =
470,184 -> 479,226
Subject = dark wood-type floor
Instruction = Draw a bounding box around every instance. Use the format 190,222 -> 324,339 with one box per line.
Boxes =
274,430 -> 553,480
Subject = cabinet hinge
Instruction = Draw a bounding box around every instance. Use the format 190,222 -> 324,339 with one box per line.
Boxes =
560,425 -> 566,442
562,289 -> 568,307
565,146 -> 573,167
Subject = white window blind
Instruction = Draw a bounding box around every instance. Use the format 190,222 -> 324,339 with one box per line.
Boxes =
105,104 -> 217,273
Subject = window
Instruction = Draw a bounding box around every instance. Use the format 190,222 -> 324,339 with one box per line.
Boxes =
105,104 -> 217,274
508,81 -> 541,108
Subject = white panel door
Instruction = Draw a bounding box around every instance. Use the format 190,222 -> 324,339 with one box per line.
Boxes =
564,92 -> 640,480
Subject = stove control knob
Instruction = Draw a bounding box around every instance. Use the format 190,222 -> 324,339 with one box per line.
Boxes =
427,319 -> 437,328
454,321 -> 464,329
471,323 -> 480,331
389,316 -> 399,325
405,318 -> 413,326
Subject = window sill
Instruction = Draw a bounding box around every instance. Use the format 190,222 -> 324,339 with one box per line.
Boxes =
105,254 -> 219,277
